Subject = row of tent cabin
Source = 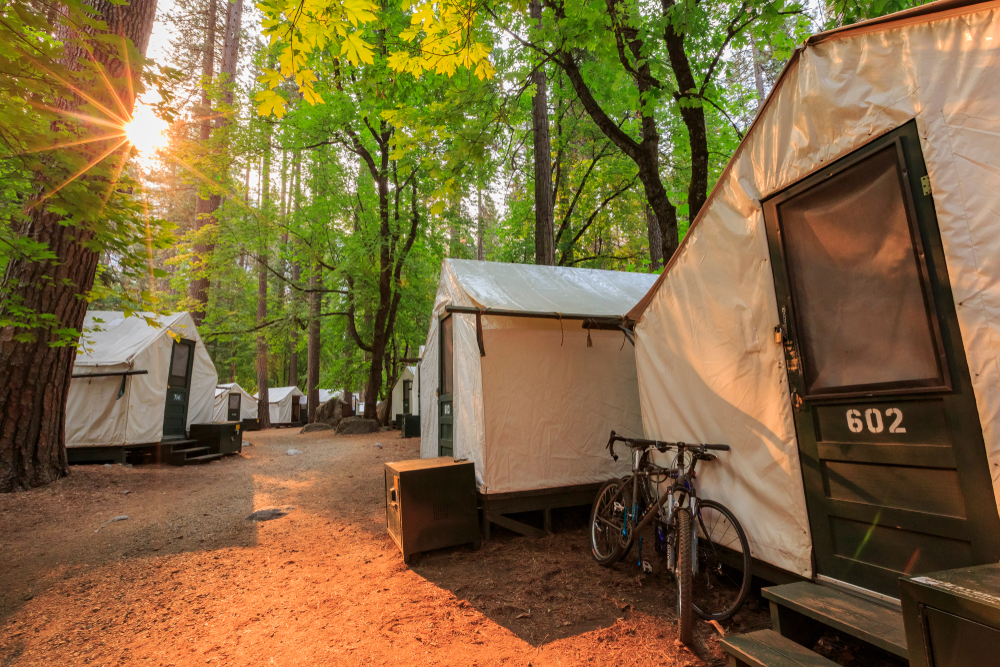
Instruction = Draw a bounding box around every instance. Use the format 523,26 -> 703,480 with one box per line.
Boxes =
66,309 -> 343,452
421,0 -> 1000,601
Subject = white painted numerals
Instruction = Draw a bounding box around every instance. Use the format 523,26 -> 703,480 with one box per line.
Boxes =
846,408 -> 906,434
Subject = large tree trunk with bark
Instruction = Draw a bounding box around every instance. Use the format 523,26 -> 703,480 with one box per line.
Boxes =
306,262 -> 320,423
188,0 -> 218,324
645,205 -> 662,271
530,0 -> 555,266
256,149 -> 272,429
0,0 -> 158,492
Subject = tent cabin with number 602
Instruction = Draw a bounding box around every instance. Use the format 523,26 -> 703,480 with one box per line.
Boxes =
626,0 -> 1000,660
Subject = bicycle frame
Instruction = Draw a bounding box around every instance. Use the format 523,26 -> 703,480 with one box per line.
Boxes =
618,446 -> 702,575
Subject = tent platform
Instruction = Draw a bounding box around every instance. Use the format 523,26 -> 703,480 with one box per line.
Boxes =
67,424 -> 242,467
479,482 -> 604,541
722,580 -> 906,667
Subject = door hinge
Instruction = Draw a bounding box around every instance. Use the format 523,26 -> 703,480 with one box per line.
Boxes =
920,175 -> 932,196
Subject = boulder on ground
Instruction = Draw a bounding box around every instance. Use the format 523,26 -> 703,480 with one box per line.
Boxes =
315,398 -> 344,426
376,400 -> 388,425
301,422 -> 333,433
335,416 -> 380,435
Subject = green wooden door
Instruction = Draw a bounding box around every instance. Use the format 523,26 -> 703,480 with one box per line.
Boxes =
227,393 -> 240,422
162,339 -> 195,439
763,121 -> 1000,599
439,315 -> 454,457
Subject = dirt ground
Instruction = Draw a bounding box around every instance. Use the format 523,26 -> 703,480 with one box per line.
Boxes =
0,429 -> 902,666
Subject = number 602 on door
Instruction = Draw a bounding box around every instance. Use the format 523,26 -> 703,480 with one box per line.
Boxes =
846,408 -> 905,434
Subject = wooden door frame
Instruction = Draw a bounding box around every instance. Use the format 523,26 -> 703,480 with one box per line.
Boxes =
438,314 -> 454,457
762,120 -> 1000,593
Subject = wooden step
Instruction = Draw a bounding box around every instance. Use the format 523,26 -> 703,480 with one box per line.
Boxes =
721,629 -> 839,667
183,452 -> 225,464
763,581 -> 907,658
171,446 -> 210,458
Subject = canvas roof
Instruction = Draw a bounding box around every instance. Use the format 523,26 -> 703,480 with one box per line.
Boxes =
257,386 -> 304,403
76,311 -> 194,368
446,259 -> 658,319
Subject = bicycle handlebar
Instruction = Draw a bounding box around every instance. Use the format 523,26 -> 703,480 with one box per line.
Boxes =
605,430 -> 729,461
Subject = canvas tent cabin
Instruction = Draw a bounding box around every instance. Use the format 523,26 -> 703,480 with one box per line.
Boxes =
257,386 -> 305,425
390,365 -> 419,427
214,383 -> 258,430
627,0 -> 1000,660
421,259 -> 657,537
66,311 -> 218,463
298,390 -> 340,423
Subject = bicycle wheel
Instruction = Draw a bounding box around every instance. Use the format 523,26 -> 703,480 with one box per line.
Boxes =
692,499 -> 752,621
674,507 -> 693,645
590,479 -> 630,566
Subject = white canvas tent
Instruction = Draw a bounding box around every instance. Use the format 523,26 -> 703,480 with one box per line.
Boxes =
390,366 -> 419,422
214,383 -> 257,422
628,0 -> 1000,593
420,259 -> 657,494
66,311 -> 218,447
256,386 -> 305,424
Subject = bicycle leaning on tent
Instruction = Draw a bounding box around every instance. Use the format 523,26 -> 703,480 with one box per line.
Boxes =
589,431 -> 752,645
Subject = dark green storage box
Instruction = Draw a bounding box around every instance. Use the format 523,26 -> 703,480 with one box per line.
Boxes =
384,457 -> 479,563
402,414 -> 420,438
900,564 -> 1000,667
189,422 -> 242,455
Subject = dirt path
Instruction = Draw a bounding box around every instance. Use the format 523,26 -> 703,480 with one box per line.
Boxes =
0,430 -> 767,666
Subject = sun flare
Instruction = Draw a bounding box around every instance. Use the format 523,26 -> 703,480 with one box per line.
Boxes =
125,106 -> 169,155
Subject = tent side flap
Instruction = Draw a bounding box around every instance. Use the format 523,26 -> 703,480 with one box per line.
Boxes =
631,5 -> 1000,579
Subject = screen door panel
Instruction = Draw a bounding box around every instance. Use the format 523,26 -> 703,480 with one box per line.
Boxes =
764,122 -> 1000,598
778,145 -> 945,396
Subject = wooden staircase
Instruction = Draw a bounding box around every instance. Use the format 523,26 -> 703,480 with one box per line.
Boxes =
721,581 -> 908,666
158,438 -> 226,466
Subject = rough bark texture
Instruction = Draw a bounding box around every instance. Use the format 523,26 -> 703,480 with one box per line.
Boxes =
0,0 -> 158,492
306,262 -> 320,423
645,205 -> 662,271
256,149 -> 272,429
188,0 -> 219,324
750,34 -> 766,102
530,0 -> 555,266
189,0 -> 242,325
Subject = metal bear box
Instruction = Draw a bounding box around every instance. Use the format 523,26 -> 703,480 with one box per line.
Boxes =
384,457 -> 479,563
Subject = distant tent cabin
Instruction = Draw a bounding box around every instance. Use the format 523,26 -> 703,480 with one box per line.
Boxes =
66,311 -> 218,463
256,386 -> 305,426
421,259 -> 657,537
627,0 -> 1000,603
214,383 -> 258,430
390,365 -> 419,427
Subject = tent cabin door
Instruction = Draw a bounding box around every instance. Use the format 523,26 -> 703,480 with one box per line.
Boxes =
227,394 -> 240,421
439,315 -> 454,457
403,380 -> 412,414
163,339 -> 195,439
762,121 -> 1000,599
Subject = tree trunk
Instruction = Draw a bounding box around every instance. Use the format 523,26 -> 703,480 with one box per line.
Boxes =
287,151 -> 302,388
189,0 -> 242,324
188,0 -> 219,324
0,0 -> 158,492
256,149 -> 272,429
530,0 -> 555,266
750,34 -> 766,103
306,262 -> 320,423
476,186 -> 485,260
645,205 -> 662,271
